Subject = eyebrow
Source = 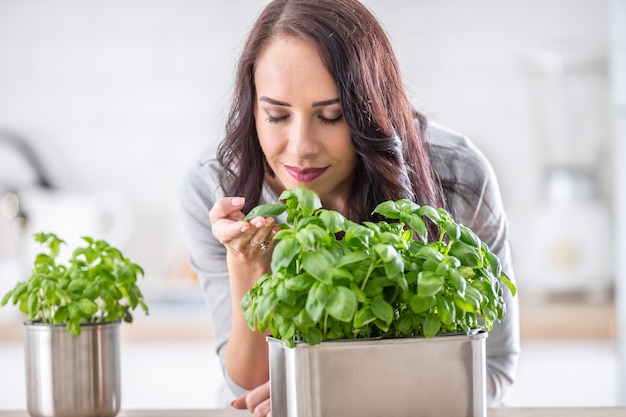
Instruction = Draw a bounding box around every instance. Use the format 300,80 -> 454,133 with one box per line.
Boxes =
258,96 -> 340,108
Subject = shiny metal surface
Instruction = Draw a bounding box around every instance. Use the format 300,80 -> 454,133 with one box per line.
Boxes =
269,331 -> 487,417
23,321 -> 120,417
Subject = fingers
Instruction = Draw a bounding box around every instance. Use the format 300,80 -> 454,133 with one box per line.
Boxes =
210,197 -> 279,256
252,399 -> 271,417
209,197 -> 246,226
245,380 -> 271,412
230,381 -> 272,416
230,394 -> 247,410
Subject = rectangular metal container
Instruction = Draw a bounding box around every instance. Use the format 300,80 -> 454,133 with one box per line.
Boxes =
268,331 -> 487,417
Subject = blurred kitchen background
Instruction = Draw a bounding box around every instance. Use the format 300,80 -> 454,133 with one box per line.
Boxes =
0,0 -> 625,410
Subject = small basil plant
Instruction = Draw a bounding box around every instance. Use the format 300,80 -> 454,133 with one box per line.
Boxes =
241,187 -> 516,347
1,232 -> 149,335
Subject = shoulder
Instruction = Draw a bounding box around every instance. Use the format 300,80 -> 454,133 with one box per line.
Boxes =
179,145 -> 224,215
424,122 -> 494,185
422,122 -> 503,231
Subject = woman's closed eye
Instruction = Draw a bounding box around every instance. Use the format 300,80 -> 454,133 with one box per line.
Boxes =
266,114 -> 289,124
319,113 -> 343,126
265,113 -> 344,126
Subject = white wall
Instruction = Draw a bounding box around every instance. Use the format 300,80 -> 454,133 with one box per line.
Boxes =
0,0 -> 612,300
611,0 -> 626,405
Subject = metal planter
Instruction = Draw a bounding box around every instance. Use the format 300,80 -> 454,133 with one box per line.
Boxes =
269,331 -> 487,417
23,321 -> 121,417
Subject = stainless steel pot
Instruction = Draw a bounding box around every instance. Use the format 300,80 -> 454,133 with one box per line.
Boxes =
268,331 -> 487,417
23,321 -> 121,417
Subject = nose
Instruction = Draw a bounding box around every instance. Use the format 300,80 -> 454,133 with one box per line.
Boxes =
287,117 -> 320,158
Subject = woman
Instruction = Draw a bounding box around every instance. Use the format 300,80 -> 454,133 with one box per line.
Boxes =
180,0 -> 520,415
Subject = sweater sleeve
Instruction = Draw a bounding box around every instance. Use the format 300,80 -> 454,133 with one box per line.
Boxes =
426,123 -> 521,406
178,153 -> 248,404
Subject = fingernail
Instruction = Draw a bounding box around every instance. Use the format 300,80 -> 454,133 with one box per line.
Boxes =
230,400 -> 235,407
232,197 -> 245,206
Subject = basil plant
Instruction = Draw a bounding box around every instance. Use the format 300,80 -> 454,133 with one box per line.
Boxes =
242,187 -> 516,347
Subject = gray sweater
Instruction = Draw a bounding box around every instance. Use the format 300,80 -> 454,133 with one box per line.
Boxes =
179,122 -> 520,406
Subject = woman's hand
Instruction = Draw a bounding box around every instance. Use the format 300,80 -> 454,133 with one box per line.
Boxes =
209,197 -> 278,258
231,380 -> 271,417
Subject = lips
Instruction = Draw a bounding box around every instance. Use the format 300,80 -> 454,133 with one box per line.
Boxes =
285,165 -> 328,182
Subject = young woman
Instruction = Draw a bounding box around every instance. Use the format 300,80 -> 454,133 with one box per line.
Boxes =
180,0 -> 520,415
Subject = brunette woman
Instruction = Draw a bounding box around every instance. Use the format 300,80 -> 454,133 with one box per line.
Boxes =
180,1 -> 520,415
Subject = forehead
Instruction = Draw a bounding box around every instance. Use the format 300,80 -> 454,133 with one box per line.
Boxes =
254,36 -> 338,99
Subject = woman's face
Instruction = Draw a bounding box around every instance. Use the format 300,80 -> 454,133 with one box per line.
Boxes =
254,36 -> 357,212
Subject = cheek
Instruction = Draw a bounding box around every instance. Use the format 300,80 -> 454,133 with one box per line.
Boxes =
255,113 -> 272,155
256,125 -> 281,160
336,131 -> 357,163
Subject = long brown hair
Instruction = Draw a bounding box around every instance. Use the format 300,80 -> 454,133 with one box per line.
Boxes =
217,0 -> 446,225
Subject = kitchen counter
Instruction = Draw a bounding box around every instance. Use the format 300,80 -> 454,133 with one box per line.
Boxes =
2,408 -> 626,417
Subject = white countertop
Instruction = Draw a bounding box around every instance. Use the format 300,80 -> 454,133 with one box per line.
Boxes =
1,408 -> 626,417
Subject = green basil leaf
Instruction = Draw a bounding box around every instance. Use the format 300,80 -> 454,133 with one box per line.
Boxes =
337,251 -> 369,268
459,225 -> 481,248
396,315 -> 412,335
296,224 -> 328,248
409,294 -> 436,313
78,298 -> 98,317
417,205 -> 441,223
68,302 -> 82,319
423,312 -> 441,338
443,221 -> 460,240
484,249 -> 503,277
293,187 -> 322,217
372,200 -> 401,219
416,245 -> 444,262
10,282 -> 28,300
354,306 -> 377,328
349,282 -> 368,303
305,282 -> 329,322
1,291 -> 11,306
375,245 -> 404,278
436,296 -> 455,326
499,272 -> 517,297
67,279 -> 89,294
27,292 -> 40,319
449,269 -> 467,296
53,305 -> 70,324
278,321 -> 296,341
344,224 -> 374,248
453,286 -> 482,313
363,277 -> 384,297
319,209 -> 346,233
244,203 -> 287,220
271,238 -> 300,271
256,292 -> 279,324
371,298 -> 394,324
276,282 -> 299,306
67,318 -> 81,336
302,251 -> 333,285
435,261 -> 449,275
326,286 -> 357,322
448,241 -> 482,268
471,280 -> 495,304
303,327 -> 323,345
284,273 -> 315,291
416,271 -> 444,297
243,300 -> 257,330
395,199 -> 420,213
293,308 -> 315,328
